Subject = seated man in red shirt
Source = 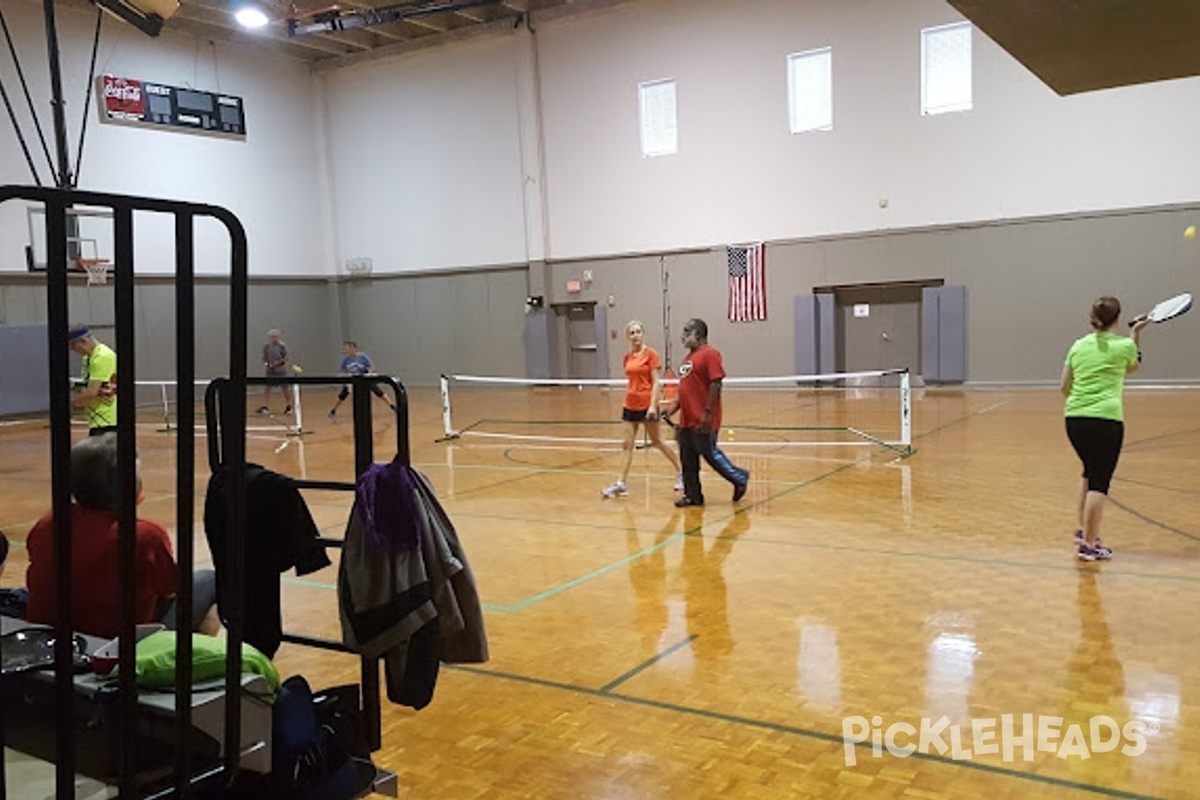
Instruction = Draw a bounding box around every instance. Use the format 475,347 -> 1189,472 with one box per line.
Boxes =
25,434 -> 218,639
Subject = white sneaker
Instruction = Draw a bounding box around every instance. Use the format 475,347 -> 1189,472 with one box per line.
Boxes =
601,481 -> 628,498
674,474 -> 684,491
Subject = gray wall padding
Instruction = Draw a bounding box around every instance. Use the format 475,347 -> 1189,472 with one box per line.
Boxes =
795,295 -> 817,375
0,324 -> 49,415
817,292 -> 836,375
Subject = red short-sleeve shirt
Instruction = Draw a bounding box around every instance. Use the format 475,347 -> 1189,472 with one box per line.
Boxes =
26,504 -> 179,639
678,345 -> 726,430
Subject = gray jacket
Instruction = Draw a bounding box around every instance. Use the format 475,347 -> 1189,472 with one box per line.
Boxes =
338,467 -> 487,709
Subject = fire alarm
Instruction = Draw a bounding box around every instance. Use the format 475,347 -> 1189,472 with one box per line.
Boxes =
566,280 -> 581,293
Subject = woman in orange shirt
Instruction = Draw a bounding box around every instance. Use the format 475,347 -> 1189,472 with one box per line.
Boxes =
602,320 -> 683,498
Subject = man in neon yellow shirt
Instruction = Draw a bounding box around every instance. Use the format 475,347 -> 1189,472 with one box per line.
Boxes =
68,325 -> 117,435
1061,297 -> 1149,561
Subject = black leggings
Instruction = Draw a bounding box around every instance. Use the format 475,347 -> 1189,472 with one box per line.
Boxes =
1066,417 -> 1124,494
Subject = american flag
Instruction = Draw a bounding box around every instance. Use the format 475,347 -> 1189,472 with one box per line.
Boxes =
727,243 -> 767,322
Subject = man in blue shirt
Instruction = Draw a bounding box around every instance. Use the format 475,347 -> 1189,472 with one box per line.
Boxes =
328,340 -> 396,421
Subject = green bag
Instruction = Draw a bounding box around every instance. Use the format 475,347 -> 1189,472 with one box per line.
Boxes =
133,631 -> 281,693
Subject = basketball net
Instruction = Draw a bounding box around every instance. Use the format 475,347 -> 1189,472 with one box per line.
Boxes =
79,259 -> 110,286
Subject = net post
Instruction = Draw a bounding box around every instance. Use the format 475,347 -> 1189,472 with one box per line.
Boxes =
440,374 -> 457,438
900,369 -> 912,451
157,382 -> 174,432
292,382 -> 304,434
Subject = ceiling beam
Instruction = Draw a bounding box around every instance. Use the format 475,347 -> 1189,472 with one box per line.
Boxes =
337,0 -> 411,41
166,5 -> 356,57
165,15 -> 347,60
311,13 -> 510,71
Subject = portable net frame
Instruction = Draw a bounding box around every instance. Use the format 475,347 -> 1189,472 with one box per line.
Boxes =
131,380 -> 307,435
440,368 -> 913,454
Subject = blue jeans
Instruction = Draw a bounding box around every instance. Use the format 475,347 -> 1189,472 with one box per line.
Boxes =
676,427 -> 748,503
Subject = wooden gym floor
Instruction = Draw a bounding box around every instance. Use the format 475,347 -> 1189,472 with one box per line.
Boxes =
2,384 -> 1199,799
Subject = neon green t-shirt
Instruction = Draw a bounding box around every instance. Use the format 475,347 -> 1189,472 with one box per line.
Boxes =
83,342 -> 117,429
1063,332 -> 1138,421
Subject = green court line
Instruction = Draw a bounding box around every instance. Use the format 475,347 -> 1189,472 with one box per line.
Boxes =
598,634 -> 697,694
1112,476 -> 1200,496
1107,497 -> 1200,543
1123,425 -> 1200,451
502,530 -> 689,612
415,460 -> 812,490
720,534 -> 1200,585
474,418 -> 622,427
913,399 -> 1012,441
496,459 -> 864,612
453,513 -> 648,535
280,576 -> 509,613
448,468 -> 556,499
444,664 -> 1162,800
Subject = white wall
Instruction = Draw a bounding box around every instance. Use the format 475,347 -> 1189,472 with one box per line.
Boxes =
0,0 -> 329,276
536,0 -> 1200,259
320,34 -> 528,275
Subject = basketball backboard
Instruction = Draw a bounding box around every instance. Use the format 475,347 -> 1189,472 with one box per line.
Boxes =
26,204 -> 114,273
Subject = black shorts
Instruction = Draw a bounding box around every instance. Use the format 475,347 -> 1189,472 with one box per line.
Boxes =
1066,417 -> 1124,495
621,408 -> 649,423
338,383 -> 386,401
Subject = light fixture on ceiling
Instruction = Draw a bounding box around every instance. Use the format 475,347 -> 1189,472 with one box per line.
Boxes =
234,2 -> 270,28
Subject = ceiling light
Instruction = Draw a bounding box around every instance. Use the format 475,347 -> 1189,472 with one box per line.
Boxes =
234,4 -> 269,28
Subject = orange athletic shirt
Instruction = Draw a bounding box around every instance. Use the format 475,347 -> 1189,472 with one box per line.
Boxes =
623,347 -> 661,411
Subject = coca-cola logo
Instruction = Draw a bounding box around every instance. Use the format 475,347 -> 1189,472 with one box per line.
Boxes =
102,75 -> 144,119
104,81 -> 141,102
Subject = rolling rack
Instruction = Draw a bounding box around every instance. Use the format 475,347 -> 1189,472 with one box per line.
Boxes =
0,181 -> 250,799
0,181 -> 399,797
204,372 -> 406,797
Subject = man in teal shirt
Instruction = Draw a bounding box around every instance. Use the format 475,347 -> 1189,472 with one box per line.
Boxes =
1061,296 -> 1149,561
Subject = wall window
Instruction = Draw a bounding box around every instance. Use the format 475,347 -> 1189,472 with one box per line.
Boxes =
639,79 -> 677,157
921,22 -> 972,115
787,47 -> 833,134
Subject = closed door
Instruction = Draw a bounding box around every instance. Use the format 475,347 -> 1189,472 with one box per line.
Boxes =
555,303 -> 598,379
837,286 -> 922,374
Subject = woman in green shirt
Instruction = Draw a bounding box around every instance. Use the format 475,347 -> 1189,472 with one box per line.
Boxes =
1061,296 -> 1149,561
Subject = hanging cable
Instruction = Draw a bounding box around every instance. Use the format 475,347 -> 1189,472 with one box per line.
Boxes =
0,75 -> 42,186
0,4 -> 58,185
74,7 -> 103,187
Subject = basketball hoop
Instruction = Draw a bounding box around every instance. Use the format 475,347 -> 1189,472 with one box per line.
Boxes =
78,258 -> 110,286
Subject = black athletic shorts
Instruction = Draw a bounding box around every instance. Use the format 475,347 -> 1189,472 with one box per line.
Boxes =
621,407 -> 649,423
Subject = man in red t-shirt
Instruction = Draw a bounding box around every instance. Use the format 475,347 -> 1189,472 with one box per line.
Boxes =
663,319 -> 749,507
25,434 -> 217,639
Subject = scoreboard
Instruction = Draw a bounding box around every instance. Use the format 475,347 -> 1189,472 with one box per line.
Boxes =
98,74 -> 246,138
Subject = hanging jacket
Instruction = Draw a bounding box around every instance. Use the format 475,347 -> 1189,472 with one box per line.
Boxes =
338,461 -> 487,709
205,465 -> 331,658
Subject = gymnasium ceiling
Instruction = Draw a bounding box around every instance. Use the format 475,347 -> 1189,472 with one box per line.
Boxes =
947,0 -> 1200,95
74,0 -> 1200,86
93,0 -> 629,71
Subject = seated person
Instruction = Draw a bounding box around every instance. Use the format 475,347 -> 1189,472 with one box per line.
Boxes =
25,434 -> 219,638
